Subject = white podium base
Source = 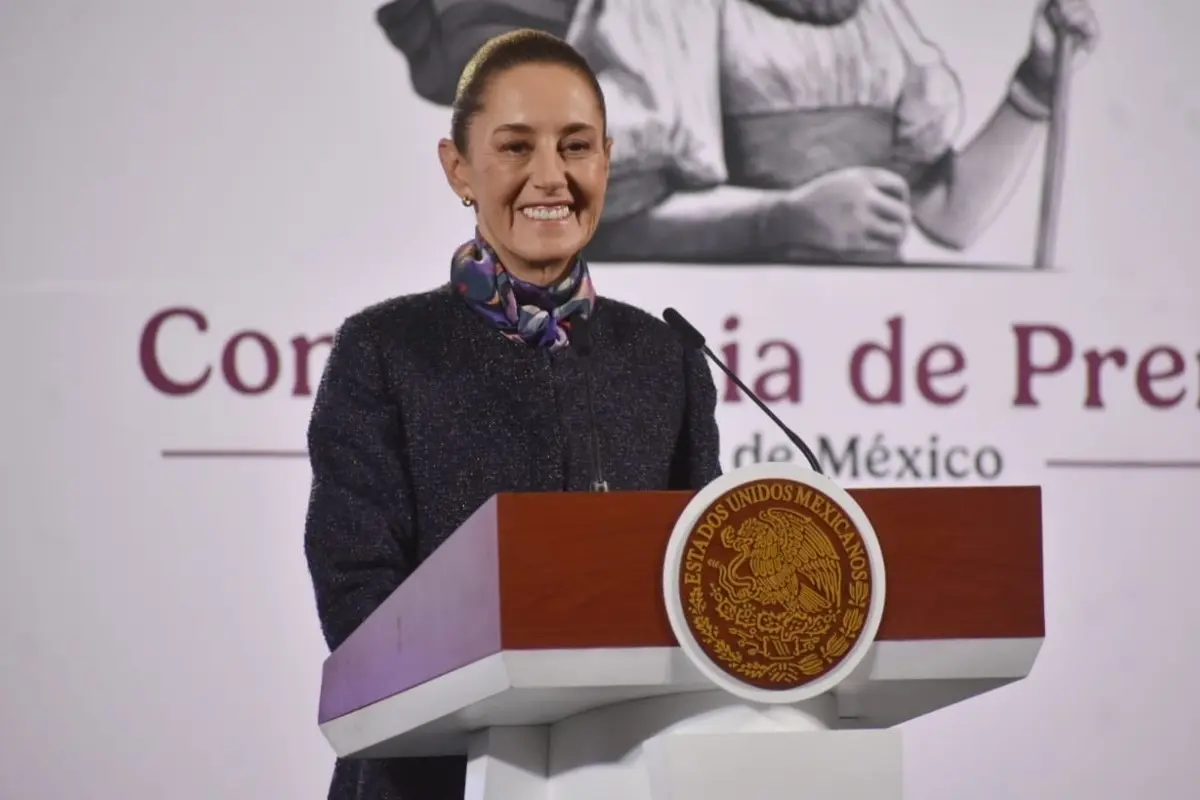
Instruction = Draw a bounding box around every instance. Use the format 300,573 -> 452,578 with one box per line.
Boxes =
464,690 -> 902,800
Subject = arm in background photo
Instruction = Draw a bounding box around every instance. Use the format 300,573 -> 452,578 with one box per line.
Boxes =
900,0 -> 1099,259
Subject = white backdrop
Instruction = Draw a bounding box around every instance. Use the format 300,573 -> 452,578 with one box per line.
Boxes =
2,0 -> 1198,798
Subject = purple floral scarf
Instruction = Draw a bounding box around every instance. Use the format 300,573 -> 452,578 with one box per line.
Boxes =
450,231 -> 596,350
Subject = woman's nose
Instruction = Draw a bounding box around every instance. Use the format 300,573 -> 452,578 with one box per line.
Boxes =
530,146 -> 568,189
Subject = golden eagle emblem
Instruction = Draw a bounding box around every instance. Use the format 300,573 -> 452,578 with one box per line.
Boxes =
678,481 -> 874,689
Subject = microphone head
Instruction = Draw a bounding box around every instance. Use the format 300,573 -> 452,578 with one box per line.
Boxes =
569,314 -> 593,355
662,307 -> 706,350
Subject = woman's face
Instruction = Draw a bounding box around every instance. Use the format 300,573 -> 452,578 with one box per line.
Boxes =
440,62 -> 611,284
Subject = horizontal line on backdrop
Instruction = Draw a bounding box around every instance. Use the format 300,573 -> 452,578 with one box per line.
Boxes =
161,449 -> 306,459
600,259 -> 1047,271
1045,459 -> 1200,469
161,451 -> 1200,471
160,450 -> 1200,469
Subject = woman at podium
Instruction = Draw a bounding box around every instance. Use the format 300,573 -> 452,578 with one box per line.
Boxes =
303,29 -> 723,800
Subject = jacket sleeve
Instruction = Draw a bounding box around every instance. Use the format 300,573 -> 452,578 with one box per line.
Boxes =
303,314 -> 416,652
670,346 -> 723,489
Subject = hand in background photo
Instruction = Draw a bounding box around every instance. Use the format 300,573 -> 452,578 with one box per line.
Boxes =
768,167 -> 914,264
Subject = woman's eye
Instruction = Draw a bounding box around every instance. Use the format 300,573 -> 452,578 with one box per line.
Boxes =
501,141 -> 531,154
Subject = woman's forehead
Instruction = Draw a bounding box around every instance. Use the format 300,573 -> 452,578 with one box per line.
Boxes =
480,63 -> 602,126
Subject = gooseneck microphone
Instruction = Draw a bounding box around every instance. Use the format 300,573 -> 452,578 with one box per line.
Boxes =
569,315 -> 610,492
662,307 -> 823,474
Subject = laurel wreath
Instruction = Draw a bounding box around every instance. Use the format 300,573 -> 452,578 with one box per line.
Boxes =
686,576 -> 870,684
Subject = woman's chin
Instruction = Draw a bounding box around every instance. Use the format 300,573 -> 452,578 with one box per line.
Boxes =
512,229 -> 589,265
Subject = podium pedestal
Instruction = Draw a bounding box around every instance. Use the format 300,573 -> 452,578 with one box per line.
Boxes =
466,691 -> 902,800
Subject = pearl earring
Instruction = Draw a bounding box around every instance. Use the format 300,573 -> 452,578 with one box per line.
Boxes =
461,196 -> 474,208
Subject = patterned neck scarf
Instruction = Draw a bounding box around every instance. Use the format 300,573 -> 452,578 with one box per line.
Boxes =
450,231 -> 596,350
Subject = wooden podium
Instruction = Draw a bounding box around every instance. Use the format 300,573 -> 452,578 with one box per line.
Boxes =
316,481 -> 1043,800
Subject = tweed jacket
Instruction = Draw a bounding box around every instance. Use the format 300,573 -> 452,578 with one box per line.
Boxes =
303,283 -> 722,800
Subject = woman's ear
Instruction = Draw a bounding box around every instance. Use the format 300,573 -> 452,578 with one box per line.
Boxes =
437,138 -> 472,203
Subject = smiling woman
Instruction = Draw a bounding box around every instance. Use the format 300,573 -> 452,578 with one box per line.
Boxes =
302,28 -> 723,800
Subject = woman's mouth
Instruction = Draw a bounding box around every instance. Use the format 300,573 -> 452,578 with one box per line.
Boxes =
520,204 -> 573,222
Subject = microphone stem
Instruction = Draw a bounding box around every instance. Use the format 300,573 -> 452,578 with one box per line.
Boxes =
702,345 -> 823,474
581,362 -> 609,492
